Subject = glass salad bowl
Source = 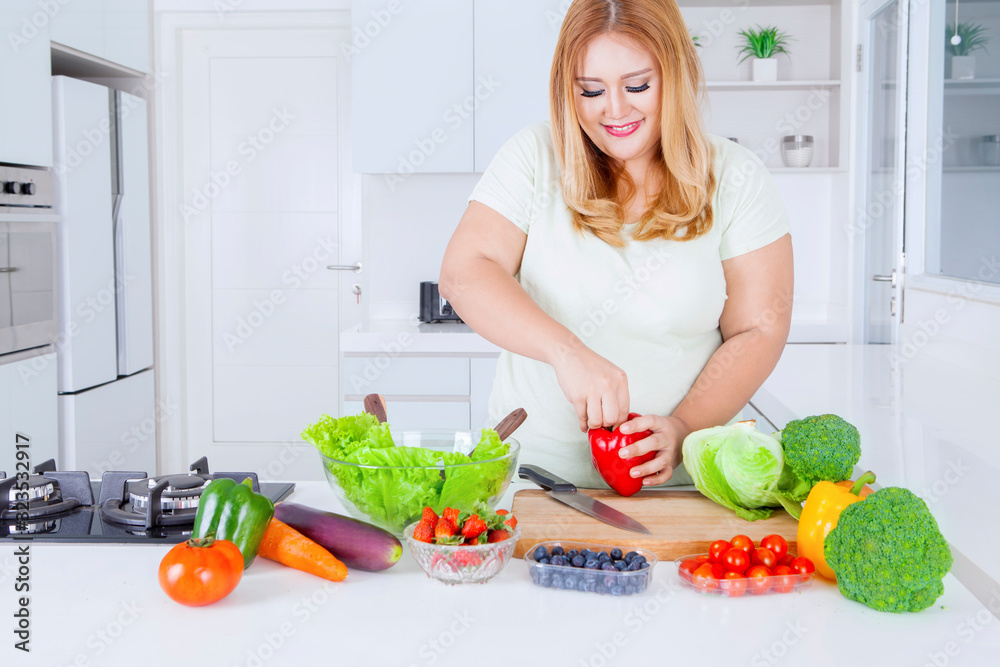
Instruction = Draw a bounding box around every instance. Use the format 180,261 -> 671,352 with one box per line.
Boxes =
405,522 -> 521,585
319,430 -> 520,535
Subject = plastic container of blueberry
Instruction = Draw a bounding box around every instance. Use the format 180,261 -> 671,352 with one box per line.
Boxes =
524,541 -> 657,596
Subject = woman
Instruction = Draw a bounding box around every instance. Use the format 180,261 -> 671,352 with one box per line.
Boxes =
439,0 -> 793,488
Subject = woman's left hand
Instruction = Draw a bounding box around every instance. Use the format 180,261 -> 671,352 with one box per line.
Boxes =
616,414 -> 692,486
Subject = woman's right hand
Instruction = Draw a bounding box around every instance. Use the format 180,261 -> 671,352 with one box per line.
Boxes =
550,344 -> 630,432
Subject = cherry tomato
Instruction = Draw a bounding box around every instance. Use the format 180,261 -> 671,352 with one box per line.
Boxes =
679,558 -> 702,581
729,534 -> 754,554
722,547 -> 750,574
710,563 -> 726,579
777,554 -> 795,567
772,564 -> 796,593
745,565 -> 772,595
709,539 -> 731,564
720,571 -> 748,598
789,557 -> 816,577
694,554 -> 710,564
158,536 -> 243,607
750,547 -> 777,569
760,534 -> 789,561
691,563 -> 718,592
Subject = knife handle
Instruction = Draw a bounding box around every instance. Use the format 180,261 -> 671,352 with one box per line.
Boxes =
518,465 -> 577,493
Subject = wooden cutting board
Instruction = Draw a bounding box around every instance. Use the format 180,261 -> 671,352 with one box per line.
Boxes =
511,489 -> 798,560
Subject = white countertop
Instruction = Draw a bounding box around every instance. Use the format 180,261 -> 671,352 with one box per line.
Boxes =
341,319 -> 500,355
3,342 -> 1000,664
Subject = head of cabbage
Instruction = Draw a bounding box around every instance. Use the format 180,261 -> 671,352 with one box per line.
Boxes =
682,421 -> 806,520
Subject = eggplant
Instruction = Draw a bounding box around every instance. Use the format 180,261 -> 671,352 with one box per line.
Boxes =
273,502 -> 402,572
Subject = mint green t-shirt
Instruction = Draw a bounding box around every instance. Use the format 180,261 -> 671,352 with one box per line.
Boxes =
469,122 -> 791,488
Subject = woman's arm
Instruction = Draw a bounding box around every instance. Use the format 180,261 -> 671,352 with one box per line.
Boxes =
440,201 -> 631,430
617,233 -> 794,485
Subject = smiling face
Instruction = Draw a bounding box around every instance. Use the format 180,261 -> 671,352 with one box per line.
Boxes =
573,32 -> 662,180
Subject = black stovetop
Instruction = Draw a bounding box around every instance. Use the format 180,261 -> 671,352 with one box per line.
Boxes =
0,457 -> 294,543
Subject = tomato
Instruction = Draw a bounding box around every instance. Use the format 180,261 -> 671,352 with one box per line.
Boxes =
777,554 -> 795,567
760,534 -> 789,561
729,534 -> 754,554
789,557 -> 816,577
158,536 -> 243,607
746,565 -> 772,595
720,571 -> 748,598
709,539 -> 731,564
694,554 -> 710,564
722,547 -> 750,574
679,558 -> 702,581
750,547 -> 777,569
772,564 -> 796,593
691,563 -> 719,592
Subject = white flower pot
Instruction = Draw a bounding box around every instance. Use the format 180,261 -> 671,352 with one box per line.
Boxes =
752,58 -> 778,82
950,55 -> 976,80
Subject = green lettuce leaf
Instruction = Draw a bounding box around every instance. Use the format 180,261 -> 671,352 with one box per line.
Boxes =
301,412 -> 394,460
682,421 -> 797,521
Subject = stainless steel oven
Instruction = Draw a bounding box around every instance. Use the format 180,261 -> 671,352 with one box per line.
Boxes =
0,164 -> 56,356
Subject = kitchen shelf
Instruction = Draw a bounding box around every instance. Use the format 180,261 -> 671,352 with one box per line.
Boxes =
942,166 -> 1000,173
706,80 -> 841,91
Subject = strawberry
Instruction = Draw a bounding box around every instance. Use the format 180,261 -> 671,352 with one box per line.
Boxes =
421,507 -> 439,524
495,509 -> 509,515
434,517 -> 457,542
451,549 -> 482,568
442,507 -> 460,525
460,514 -> 487,541
412,519 -> 434,543
487,529 -> 511,543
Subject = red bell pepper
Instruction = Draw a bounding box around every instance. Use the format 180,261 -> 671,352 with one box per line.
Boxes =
588,413 -> 654,497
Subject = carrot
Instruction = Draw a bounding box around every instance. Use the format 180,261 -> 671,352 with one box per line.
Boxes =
258,518 -> 348,582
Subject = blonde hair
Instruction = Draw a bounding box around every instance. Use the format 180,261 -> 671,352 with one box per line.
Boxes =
550,0 -> 715,247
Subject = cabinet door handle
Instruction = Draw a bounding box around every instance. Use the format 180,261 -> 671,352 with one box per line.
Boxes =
0,267 -> 18,273
327,262 -> 362,273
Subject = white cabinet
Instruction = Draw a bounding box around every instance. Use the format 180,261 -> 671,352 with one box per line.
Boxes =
473,0 -> 563,172
0,1 -> 53,167
0,350 -> 58,475
50,0 -> 149,73
351,0 -> 473,173
469,356 -> 497,429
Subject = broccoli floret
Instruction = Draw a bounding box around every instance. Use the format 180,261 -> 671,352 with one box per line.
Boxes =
825,487 -> 952,613
780,414 -> 861,486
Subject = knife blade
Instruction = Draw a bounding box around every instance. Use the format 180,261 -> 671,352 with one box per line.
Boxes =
518,464 -> 651,535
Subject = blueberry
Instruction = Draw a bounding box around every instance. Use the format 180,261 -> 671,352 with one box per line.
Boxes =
610,548 -> 623,560
633,555 -> 647,565
613,560 -> 627,571
624,551 -> 638,563
551,546 -> 565,556
566,549 -> 580,559
627,560 -> 642,571
563,577 -> 577,590
624,584 -> 636,595
601,562 -> 617,572
584,558 -> 600,570
639,561 -> 649,569
598,553 -> 612,563
551,574 -> 563,588
551,555 -> 566,567
571,555 -> 585,568
581,549 -> 594,559
532,546 -> 548,561
538,557 -> 550,565
610,585 -> 625,596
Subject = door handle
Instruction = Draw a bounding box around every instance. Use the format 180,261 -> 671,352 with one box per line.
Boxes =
0,267 -> 17,273
326,262 -> 362,273
872,270 -> 897,287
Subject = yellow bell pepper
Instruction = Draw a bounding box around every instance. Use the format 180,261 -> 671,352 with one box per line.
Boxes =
797,472 -> 876,580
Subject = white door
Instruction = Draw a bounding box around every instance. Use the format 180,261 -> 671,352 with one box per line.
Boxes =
857,0 -> 909,343
180,28 -> 351,480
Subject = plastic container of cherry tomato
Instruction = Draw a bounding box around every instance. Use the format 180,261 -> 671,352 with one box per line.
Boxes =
674,553 -> 814,597
524,540 -> 658,596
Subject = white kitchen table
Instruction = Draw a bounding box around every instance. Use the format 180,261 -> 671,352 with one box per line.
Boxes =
2,343 -> 999,666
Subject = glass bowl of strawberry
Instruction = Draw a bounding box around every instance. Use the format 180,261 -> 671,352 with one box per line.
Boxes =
404,506 -> 521,585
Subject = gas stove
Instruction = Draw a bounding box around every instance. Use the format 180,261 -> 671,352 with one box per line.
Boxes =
0,457 -> 294,542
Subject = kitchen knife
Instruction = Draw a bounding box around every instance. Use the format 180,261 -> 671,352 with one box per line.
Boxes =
518,464 -> 651,535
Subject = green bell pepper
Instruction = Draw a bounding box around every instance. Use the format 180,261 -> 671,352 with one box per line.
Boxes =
192,478 -> 274,569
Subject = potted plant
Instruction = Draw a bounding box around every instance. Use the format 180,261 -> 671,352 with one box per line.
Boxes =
736,25 -> 792,82
946,22 -> 990,79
